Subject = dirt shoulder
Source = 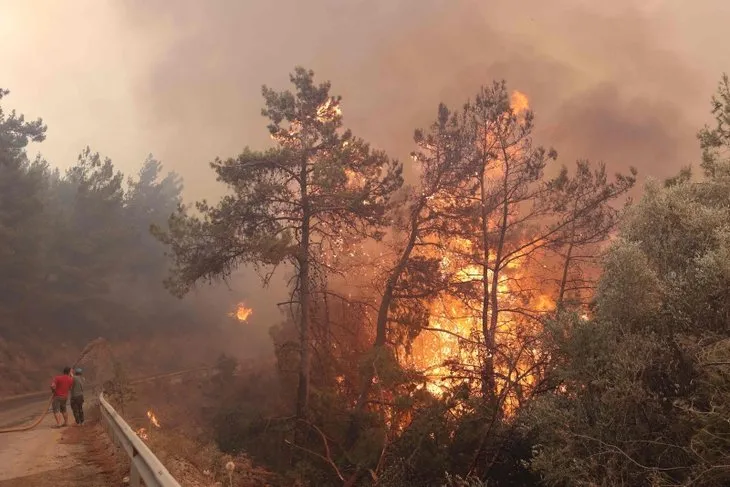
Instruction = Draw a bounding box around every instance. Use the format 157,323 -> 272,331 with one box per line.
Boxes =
0,415 -> 128,486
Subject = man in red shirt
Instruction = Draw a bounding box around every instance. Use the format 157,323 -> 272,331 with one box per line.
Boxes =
50,367 -> 73,428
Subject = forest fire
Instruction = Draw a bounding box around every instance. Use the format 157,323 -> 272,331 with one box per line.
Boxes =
316,97 -> 342,121
230,303 -> 253,322
4,15 -> 722,484
408,247 -> 553,400
405,90 -> 554,403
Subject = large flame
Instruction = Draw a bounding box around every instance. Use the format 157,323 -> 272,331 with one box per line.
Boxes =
405,91 -> 554,408
510,90 -> 529,115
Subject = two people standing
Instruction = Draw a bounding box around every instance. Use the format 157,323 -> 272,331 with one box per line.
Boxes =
50,366 -> 85,428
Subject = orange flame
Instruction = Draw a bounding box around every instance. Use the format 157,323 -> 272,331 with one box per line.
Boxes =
136,427 -> 148,440
316,98 -> 342,122
147,410 -> 161,428
510,90 -> 529,114
230,303 -> 253,322
344,168 -> 365,190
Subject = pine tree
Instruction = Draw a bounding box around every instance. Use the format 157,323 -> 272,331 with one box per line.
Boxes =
155,67 -> 403,426
0,88 -> 48,309
547,160 -> 636,312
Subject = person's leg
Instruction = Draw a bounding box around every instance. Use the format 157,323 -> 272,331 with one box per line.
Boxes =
60,399 -> 68,426
78,397 -> 84,424
52,397 -> 63,426
70,397 -> 80,424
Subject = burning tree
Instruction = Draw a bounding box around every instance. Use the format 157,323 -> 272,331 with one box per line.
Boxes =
383,83 -> 556,414
402,84 -> 636,411
155,67 -> 403,431
346,101 -> 474,450
457,83 -> 558,403
342,83 -> 636,480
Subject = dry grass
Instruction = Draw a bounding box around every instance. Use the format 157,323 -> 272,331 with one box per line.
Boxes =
143,430 -> 277,487
120,375 -> 281,487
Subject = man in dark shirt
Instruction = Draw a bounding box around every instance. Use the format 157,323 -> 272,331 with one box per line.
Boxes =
51,366 -> 73,428
70,367 -> 85,425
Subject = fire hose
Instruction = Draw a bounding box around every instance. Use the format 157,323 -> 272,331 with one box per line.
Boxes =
0,338 -> 107,434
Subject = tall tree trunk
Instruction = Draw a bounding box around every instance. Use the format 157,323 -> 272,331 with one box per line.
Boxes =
557,210 -> 578,312
556,240 -> 575,312
487,157 -> 510,400
347,209 -> 420,447
373,214 -> 419,348
322,277 -> 332,350
479,165 -> 493,398
296,157 -> 311,429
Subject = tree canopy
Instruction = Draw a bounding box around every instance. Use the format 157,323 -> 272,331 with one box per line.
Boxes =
0,88 -> 202,392
529,75 -> 730,487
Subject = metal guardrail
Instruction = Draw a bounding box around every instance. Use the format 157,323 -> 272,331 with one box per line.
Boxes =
99,392 -> 181,487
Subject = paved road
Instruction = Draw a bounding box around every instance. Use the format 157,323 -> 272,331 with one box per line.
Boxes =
0,395 -> 50,430
0,368 -> 208,482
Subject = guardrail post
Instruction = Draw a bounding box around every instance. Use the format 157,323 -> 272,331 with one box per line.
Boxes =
130,461 -> 141,487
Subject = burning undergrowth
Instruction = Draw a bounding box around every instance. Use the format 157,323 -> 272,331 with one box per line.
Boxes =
117,367 -> 280,487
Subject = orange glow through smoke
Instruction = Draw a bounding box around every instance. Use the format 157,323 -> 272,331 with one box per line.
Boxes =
230,303 -> 253,322
510,90 -> 529,115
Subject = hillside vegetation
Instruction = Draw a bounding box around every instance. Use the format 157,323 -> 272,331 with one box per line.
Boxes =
0,88 -> 253,394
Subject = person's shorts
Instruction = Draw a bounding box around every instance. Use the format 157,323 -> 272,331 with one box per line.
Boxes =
52,396 -> 68,413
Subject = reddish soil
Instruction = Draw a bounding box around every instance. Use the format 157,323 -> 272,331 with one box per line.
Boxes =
0,418 -> 129,487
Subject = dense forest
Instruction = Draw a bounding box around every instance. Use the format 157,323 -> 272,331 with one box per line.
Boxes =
0,88 -> 259,394
3,67 -> 730,486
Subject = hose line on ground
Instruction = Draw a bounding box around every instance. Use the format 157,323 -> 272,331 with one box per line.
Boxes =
0,338 -> 107,434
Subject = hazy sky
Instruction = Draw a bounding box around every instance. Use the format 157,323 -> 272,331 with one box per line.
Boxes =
2,0 -> 729,203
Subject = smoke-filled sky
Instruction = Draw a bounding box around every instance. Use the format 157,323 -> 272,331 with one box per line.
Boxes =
2,0 -> 729,202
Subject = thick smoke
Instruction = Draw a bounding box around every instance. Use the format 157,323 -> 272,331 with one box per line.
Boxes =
1,0 -> 726,356
112,0 -> 721,193
1,0 -> 724,196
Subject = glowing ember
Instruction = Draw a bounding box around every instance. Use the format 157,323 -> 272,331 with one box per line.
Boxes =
316,98 -> 342,122
230,303 -> 253,322
136,427 -> 148,440
344,168 -> 366,190
147,410 -> 161,428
